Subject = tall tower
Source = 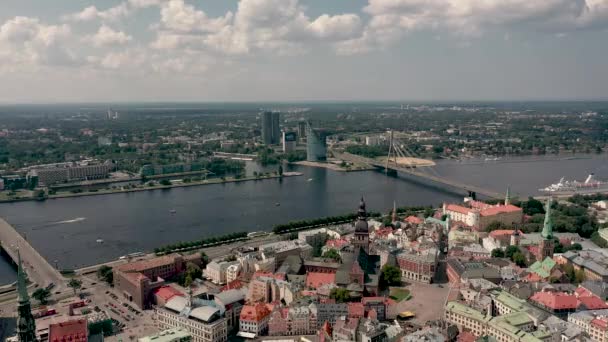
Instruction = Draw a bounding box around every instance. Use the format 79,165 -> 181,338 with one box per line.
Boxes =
16,251 -> 37,342
261,111 -> 280,145
353,198 -> 370,255
392,201 -> 397,223
537,199 -> 555,261
505,186 -> 511,205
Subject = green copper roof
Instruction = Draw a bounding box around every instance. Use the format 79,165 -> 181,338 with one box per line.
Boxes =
529,257 -> 557,279
541,198 -> 553,239
17,250 -> 30,304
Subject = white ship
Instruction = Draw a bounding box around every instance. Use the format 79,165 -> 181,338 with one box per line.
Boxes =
539,174 -> 608,194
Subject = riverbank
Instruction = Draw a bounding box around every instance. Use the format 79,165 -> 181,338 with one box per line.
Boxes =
294,160 -> 374,172
0,173 -> 303,203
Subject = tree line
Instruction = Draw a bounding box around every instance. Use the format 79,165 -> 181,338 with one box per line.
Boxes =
154,232 -> 248,255
272,212 -> 381,234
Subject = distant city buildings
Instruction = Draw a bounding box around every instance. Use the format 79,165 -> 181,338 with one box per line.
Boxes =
282,131 -> 297,153
305,121 -> 327,162
28,160 -> 114,186
261,111 -> 281,145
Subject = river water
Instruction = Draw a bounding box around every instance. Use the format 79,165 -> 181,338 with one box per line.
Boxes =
1,154 -> 607,284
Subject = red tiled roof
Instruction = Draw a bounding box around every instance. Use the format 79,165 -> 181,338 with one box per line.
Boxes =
591,318 -> 608,330
153,286 -> 183,301
446,204 -> 472,215
575,287 -> 593,297
326,239 -> 349,249
306,272 -> 336,288
240,303 -> 272,322
404,216 -> 423,224
530,291 -> 578,310
489,230 -> 522,238
361,297 -> 385,304
480,204 -> 522,217
220,279 -> 245,291
578,296 -> 608,310
458,331 -> 477,342
348,302 -> 364,318
49,319 -> 88,342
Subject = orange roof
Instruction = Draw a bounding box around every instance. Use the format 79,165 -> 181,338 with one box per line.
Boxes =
49,319 -> 88,342
326,239 -> 349,249
221,280 -> 245,291
348,302 -> 364,318
480,204 -> 522,217
154,286 -> 183,301
306,272 -> 336,288
405,216 -> 423,224
489,230 -> 523,238
446,204 -> 472,215
530,291 -> 578,310
578,296 -> 608,310
592,318 -> 608,330
240,303 -> 272,322
458,331 -> 477,342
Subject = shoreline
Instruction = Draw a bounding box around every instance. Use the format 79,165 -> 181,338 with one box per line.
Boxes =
0,173 -> 302,203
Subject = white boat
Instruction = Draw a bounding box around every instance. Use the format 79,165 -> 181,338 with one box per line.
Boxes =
307,178 -> 314,182
169,209 -> 177,214
539,174 -> 608,194
96,239 -> 104,243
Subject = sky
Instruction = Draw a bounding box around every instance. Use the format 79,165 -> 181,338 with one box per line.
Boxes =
1,0 -> 608,103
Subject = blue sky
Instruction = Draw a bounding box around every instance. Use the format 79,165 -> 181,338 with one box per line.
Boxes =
1,0 -> 608,103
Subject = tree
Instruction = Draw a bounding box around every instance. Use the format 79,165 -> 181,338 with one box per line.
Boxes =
380,265 -> 401,287
329,288 -> 351,303
184,274 -> 193,287
491,249 -> 505,258
485,221 -> 508,232
97,265 -> 114,285
159,179 -> 171,186
505,245 -> 519,259
32,288 -> 51,304
522,197 -> 545,216
200,252 -> 210,268
278,165 -> 283,176
322,249 -> 342,262
68,278 -> 83,294
512,252 -> 527,267
575,269 -> 586,284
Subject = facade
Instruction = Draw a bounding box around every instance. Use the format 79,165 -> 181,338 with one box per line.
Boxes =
114,254 -> 186,308
156,296 -> 227,342
239,303 -> 272,336
204,261 -> 238,285
213,290 -> 245,333
353,198 -> 371,254
139,329 -> 193,342
259,240 -> 312,266
268,305 -> 318,336
282,131 -> 297,153
558,250 -> 608,282
315,302 -> 349,325
568,310 -> 608,342
396,247 -> 438,284
225,264 -> 240,284
31,162 -> 113,186
442,199 -> 523,231
261,111 -> 281,145
305,121 -> 327,162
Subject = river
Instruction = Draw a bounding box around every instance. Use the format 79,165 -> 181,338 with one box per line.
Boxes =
0,154 -> 607,284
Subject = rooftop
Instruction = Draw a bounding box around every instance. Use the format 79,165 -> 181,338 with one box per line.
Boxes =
138,328 -> 192,342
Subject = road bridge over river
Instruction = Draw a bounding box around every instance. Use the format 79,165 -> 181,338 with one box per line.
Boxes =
336,151 -> 503,199
0,217 -> 64,289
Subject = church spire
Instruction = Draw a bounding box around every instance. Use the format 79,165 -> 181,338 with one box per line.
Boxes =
541,198 -> 554,239
16,250 -> 37,342
505,186 -> 511,205
392,201 -> 397,223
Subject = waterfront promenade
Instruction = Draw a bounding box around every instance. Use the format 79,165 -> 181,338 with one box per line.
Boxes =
0,217 -> 64,289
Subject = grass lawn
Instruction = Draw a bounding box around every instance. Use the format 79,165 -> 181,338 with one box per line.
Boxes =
389,288 -> 411,302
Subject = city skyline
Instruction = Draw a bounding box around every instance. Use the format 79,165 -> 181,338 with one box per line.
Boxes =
2,0 -> 608,103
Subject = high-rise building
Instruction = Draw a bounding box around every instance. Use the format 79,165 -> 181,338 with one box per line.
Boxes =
282,131 -> 297,153
297,121 -> 307,141
261,112 -> 281,145
305,121 -> 327,162
16,252 -> 37,342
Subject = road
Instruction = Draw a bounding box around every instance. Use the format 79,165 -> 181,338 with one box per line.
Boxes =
0,217 -> 65,290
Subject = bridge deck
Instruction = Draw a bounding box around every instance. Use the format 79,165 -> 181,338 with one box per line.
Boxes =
0,217 -> 64,288
337,152 -> 502,199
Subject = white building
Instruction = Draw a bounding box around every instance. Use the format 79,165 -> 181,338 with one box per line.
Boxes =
203,261 -> 239,285
155,296 -> 228,342
226,264 -> 241,284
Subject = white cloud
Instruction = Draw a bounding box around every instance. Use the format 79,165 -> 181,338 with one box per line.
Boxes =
64,3 -> 130,22
128,0 -> 161,9
87,25 -> 133,47
0,16 -> 75,70
151,0 -> 362,55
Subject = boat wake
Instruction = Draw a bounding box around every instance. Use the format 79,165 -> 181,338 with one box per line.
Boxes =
54,217 -> 86,224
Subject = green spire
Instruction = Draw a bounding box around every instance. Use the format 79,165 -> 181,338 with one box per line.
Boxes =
17,250 -> 30,304
541,198 -> 553,239
505,186 -> 511,205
